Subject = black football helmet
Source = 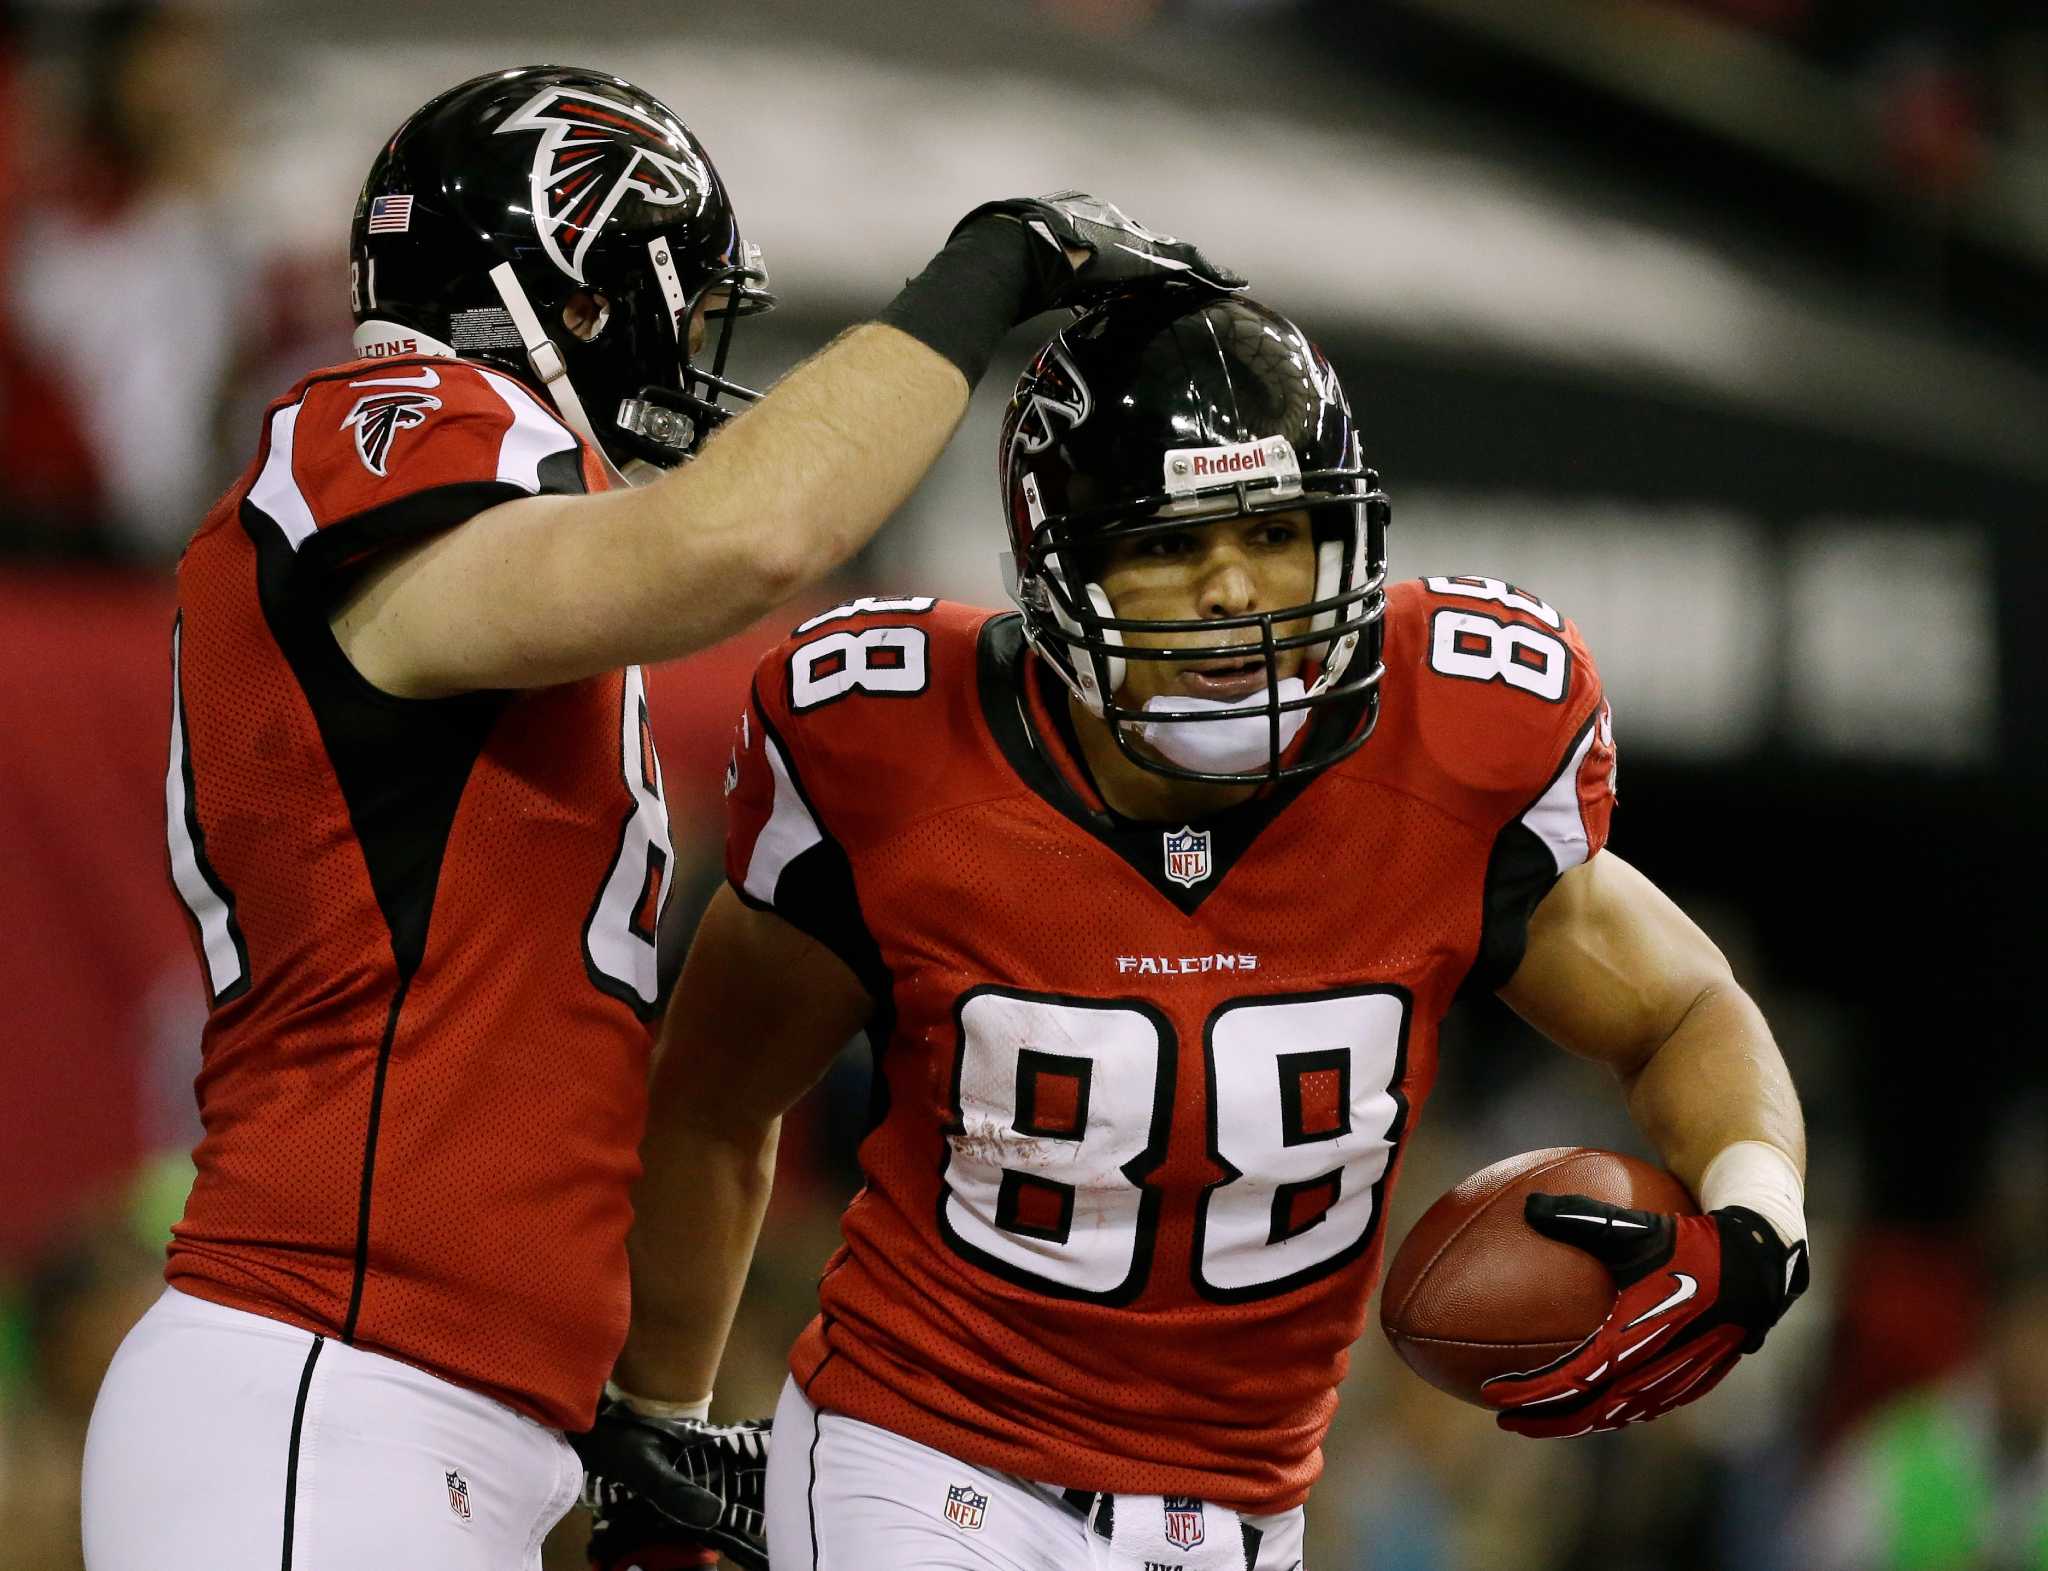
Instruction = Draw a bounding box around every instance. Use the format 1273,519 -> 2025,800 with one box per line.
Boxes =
999,292 -> 1389,785
348,66 -> 774,474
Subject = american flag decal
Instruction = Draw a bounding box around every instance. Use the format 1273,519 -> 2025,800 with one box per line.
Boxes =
367,194 -> 414,234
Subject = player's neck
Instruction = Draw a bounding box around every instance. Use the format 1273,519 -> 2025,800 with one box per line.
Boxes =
1066,693 -> 1259,822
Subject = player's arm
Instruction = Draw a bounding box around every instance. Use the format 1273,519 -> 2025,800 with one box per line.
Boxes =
335,196 -> 1241,698
568,884 -> 871,1570
1484,849 -> 1810,1436
333,322 -> 963,695
617,883 -> 871,1403
1500,849 -> 1805,1205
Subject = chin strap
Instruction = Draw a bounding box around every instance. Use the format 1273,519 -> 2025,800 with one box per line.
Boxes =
487,262 -> 630,487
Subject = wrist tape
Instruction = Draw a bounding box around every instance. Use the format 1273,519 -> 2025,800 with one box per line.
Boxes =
1699,1140 -> 1807,1251
605,1379 -> 712,1422
875,218 -> 1047,388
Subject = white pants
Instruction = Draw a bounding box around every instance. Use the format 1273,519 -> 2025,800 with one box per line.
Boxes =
82,1288 -> 582,1571
765,1378 -> 1305,1571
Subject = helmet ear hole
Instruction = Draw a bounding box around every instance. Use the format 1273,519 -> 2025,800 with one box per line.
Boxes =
562,290 -> 610,342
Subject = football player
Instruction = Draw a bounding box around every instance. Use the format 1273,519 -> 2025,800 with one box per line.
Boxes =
606,288 -> 1814,1569
78,65 -> 1239,1571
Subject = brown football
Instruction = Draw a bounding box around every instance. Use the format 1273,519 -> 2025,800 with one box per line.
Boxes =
1379,1146 -> 1696,1407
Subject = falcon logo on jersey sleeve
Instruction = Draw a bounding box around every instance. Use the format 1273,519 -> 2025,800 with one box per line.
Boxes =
1162,824 -> 1212,889
496,86 -> 711,283
342,369 -> 443,477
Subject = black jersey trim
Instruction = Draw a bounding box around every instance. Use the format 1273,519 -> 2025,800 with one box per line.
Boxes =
736,691 -> 893,1003
972,615 -> 1365,916
341,978 -> 409,1343
244,498 -> 507,977
1459,703 -> 1604,1000
280,1334 -> 324,1571
295,479 -> 537,581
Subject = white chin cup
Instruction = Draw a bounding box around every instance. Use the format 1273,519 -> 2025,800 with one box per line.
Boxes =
1133,677 -> 1308,776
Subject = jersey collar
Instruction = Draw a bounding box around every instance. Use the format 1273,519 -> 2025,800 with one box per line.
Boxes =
977,614 -> 1361,916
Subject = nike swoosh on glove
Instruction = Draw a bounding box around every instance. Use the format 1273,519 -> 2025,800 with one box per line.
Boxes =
1480,1194 -> 1809,1438
571,1402 -> 769,1571
953,191 -> 1246,316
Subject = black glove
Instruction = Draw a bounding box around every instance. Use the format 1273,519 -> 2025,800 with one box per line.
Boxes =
1481,1196 -> 1809,1438
572,1401 -> 770,1571
953,190 -> 1245,316
584,1486 -> 719,1571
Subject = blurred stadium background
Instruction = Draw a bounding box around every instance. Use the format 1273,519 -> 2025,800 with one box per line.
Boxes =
3,0 -> 2045,1566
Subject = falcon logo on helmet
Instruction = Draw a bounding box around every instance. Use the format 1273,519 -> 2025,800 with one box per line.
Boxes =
496,86 -> 710,284
342,370 -> 444,477
1008,345 -> 1092,462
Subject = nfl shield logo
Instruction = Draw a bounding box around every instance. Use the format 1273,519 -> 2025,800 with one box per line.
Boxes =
1163,1495 -> 1205,1550
944,1483 -> 988,1532
445,1470 -> 471,1521
1163,825 -> 1212,889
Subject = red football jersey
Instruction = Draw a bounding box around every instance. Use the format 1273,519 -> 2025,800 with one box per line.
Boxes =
165,355 -> 673,1430
724,580 -> 1615,1512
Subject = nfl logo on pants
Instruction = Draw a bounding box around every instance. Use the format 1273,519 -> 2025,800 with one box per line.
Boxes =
445,1470 -> 471,1521
1163,1496 -> 1205,1550
944,1483 -> 988,1532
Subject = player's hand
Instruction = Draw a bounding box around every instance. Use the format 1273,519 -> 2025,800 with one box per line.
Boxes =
954,191 -> 1245,316
584,1484 -> 721,1571
1480,1194 -> 1809,1438
571,1401 -> 770,1571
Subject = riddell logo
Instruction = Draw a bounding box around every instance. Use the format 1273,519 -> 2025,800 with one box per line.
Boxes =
1163,438 -> 1298,497
1189,446 -> 1268,477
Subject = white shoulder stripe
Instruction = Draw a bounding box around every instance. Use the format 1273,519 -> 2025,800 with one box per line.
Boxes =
1520,718 -> 1600,876
165,621 -> 246,998
475,366 -> 579,492
743,728 -> 823,905
248,402 -> 318,551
